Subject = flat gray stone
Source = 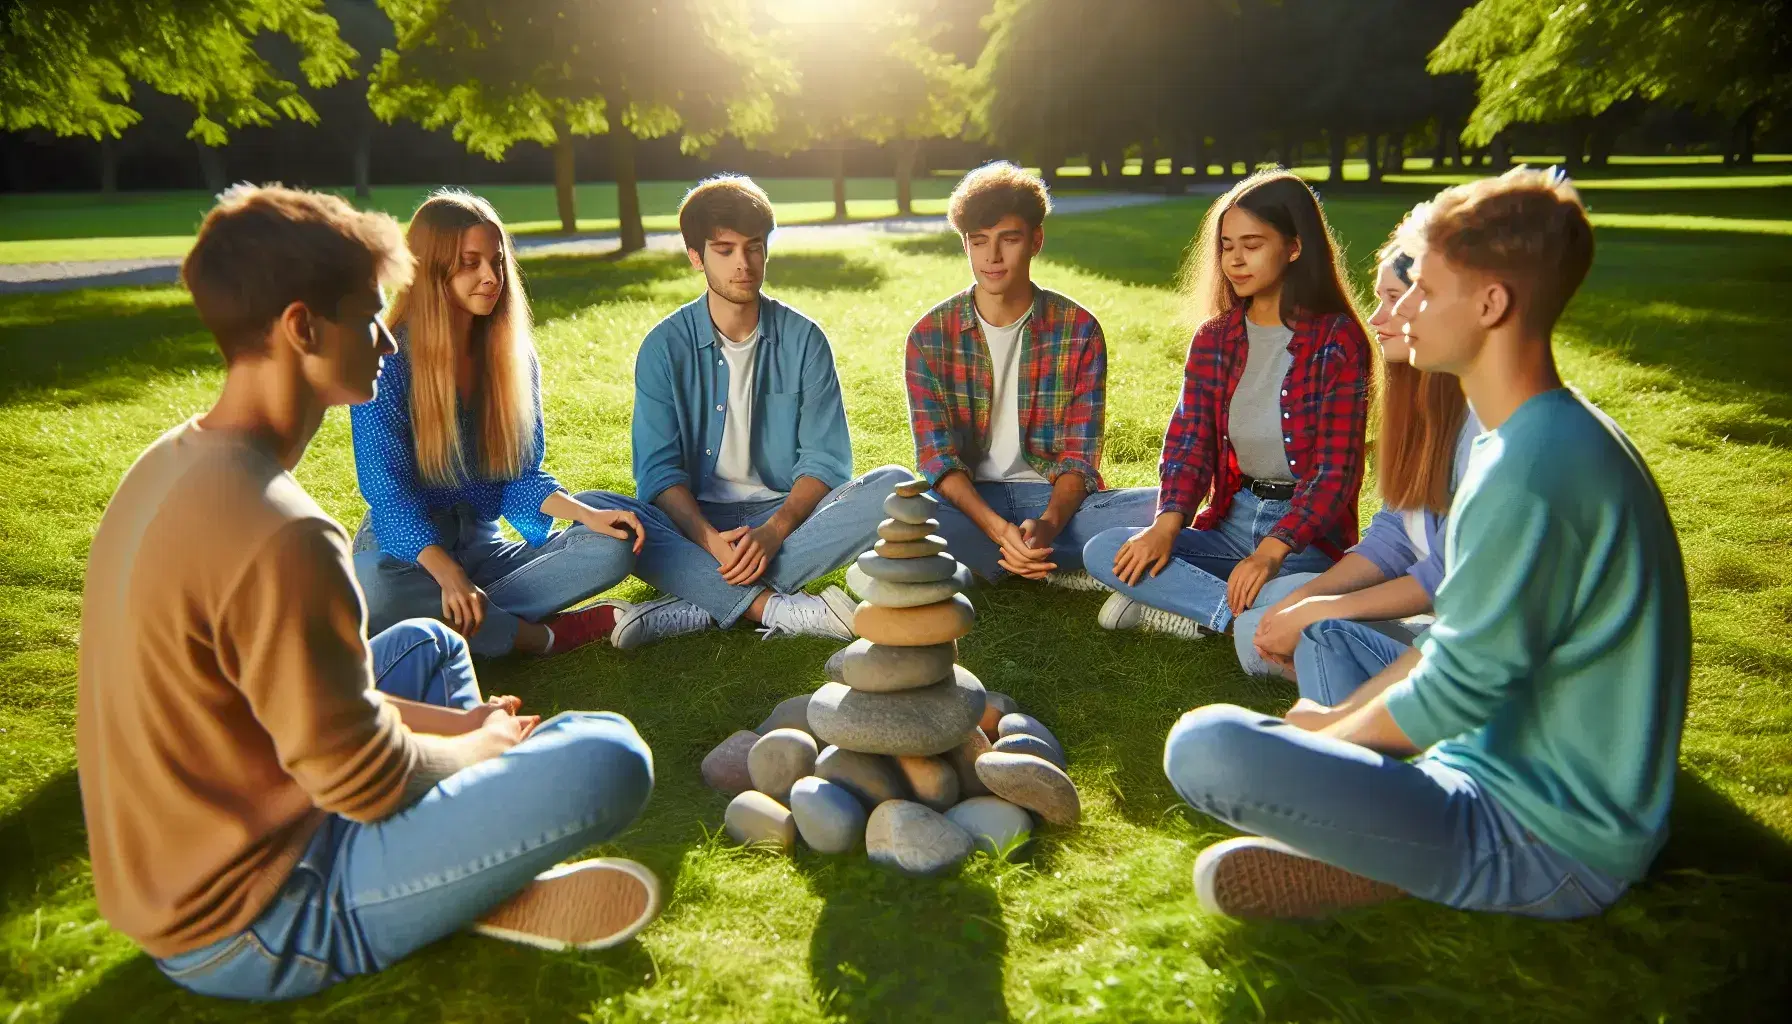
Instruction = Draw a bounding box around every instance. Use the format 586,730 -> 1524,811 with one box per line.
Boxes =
975,752 -> 1081,825
945,727 -> 993,798
877,517 -> 939,542
993,732 -> 1065,769
788,776 -> 866,854
725,790 -> 796,850
865,800 -> 973,876
850,564 -> 971,609
896,754 -> 961,812
883,491 -> 940,524
946,796 -> 1034,858
997,713 -> 1062,753
756,694 -> 813,736
855,551 -> 959,584
808,672 -> 986,756
814,745 -> 910,807
833,638 -> 958,693
748,728 -> 819,802
701,730 -> 759,796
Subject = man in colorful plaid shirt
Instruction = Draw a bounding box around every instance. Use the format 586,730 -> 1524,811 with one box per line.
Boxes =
903,162 -> 1156,589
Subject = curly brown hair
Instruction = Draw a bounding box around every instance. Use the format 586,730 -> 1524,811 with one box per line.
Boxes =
947,161 -> 1052,234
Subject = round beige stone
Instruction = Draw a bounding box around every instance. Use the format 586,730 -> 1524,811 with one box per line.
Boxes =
853,594 -> 975,646
877,517 -> 940,542
724,790 -> 796,850
897,754 -> 961,812
865,800 -> 973,876
884,491 -> 940,524
874,535 -> 949,559
892,478 -> 931,498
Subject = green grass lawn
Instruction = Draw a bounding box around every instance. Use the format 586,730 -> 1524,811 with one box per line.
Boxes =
2,175 -> 1790,1022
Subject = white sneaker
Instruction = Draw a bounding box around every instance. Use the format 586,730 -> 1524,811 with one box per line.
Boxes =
758,585 -> 858,641
1043,569 -> 1108,592
1097,592 -> 1213,639
610,596 -> 716,650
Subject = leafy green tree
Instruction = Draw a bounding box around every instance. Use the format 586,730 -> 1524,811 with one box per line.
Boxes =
371,0 -> 774,244
1433,0 -> 1791,165
751,3 -> 968,219
2,0 -> 356,191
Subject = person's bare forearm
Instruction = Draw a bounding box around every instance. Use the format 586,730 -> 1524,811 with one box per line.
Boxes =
653,484 -> 720,546
763,476 -> 831,540
1042,472 -> 1085,531
400,731 -> 495,803
1311,575 -> 1433,624
1319,646 -> 1423,755
934,469 -> 1005,536
1289,553 -> 1392,602
414,544 -> 463,585
540,489 -> 590,523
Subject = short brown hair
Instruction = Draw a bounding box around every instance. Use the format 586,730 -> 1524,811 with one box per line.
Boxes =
181,184 -> 412,362
1405,167 -> 1593,333
948,161 -> 1052,234
678,175 -> 775,254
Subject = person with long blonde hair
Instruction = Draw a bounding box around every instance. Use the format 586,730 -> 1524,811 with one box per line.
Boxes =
1083,169 -> 1372,638
1232,204 -> 1483,695
351,189 -> 645,657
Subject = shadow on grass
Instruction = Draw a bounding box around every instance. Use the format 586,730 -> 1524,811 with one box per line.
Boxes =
770,251 -> 889,293
0,289 -> 215,409
805,858 -> 1007,1024
0,770 -> 85,919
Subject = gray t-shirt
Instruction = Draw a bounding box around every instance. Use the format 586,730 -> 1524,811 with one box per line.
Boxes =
1228,319 -> 1296,484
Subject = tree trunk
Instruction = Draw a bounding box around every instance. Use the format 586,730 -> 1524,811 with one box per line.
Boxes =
352,118 -> 374,200
1102,148 -> 1125,188
1390,134 -> 1407,174
614,126 -> 645,251
1328,129 -> 1347,182
1563,125 -> 1588,173
1191,135 -> 1208,180
831,146 -> 848,221
1491,133 -> 1512,171
1733,106 -> 1760,166
1039,140 -> 1063,191
1365,134 -> 1383,183
195,141 -> 227,193
99,137 -> 118,195
552,113 -> 577,233
1142,139 -> 1162,185
1432,120 -> 1449,170
894,140 -> 918,217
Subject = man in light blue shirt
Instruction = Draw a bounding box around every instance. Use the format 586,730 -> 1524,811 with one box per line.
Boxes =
598,175 -> 908,648
1162,169 -> 1691,920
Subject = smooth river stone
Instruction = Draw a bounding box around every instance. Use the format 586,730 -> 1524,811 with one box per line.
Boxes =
789,776 -> 866,854
701,730 -> 759,796
945,727 -> 993,798
975,752 -> 1081,825
854,595 -> 975,647
851,564 -> 972,609
877,516 -> 939,542
807,672 -> 986,756
756,694 -> 813,736
724,790 -> 796,850
892,478 -> 931,498
874,535 -> 949,560
883,491 -> 940,524
998,713 -> 1063,754
748,728 -> 819,803
856,551 -> 959,584
993,732 -> 1066,770
833,638 -> 958,692
897,754 -> 961,812
865,800 -> 973,877
946,796 -> 1034,858
979,691 -> 1019,737
814,745 -> 910,807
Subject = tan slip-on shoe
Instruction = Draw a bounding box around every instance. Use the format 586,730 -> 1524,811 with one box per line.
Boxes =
1194,837 -> 1403,919
472,857 -> 661,951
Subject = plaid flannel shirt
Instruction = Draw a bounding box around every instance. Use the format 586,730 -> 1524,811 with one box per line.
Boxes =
905,286 -> 1107,492
1158,305 -> 1370,559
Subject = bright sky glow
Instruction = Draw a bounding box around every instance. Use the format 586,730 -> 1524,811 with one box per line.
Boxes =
766,0 -> 873,25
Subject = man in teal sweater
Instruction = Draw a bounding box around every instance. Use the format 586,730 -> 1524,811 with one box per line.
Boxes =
1162,168 -> 1691,919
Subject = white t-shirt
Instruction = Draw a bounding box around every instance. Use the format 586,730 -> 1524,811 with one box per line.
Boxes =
700,326 -> 783,503
972,311 -> 1049,485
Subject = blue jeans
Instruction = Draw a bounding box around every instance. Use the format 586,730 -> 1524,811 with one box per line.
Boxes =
1229,575 -> 1426,684
594,465 -> 911,627
1163,704 -> 1627,918
1293,617 -> 1419,705
1083,489 -> 1337,632
931,482 -> 1158,582
154,620 -> 655,1001
353,494 -> 637,656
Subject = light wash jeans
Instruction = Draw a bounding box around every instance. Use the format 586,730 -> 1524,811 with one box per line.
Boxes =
593,465 -> 912,627
353,494 -> 637,657
1163,704 -> 1627,918
1083,488 -> 1337,632
930,482 -> 1159,582
1230,573 -> 1426,683
153,620 -> 655,1001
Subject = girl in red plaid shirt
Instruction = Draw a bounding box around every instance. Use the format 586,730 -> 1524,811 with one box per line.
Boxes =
1084,170 -> 1372,638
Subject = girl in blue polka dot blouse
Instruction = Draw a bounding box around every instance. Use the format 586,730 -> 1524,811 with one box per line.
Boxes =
349,190 -> 646,656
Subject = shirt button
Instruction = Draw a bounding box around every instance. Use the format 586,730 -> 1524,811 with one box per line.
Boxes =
717,358 -> 724,366
1282,412 -> 1290,419
706,448 -> 713,455
716,404 -> 725,412
1284,436 -> 1292,443
1281,389 -> 1288,396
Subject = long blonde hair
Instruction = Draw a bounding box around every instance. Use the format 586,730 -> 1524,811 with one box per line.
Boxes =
385,190 -> 535,487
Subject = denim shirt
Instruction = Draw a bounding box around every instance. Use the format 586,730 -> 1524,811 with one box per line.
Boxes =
631,293 -> 853,505
1349,410 -> 1483,597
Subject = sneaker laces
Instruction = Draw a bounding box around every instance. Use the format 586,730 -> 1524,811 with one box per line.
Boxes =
1043,570 -> 1108,592
645,599 -> 714,637
756,594 -> 852,641
1138,604 -> 1210,639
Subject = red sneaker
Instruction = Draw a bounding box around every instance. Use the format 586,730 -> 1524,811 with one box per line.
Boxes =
543,600 -> 632,655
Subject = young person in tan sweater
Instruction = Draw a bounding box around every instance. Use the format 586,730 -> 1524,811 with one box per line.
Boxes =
77,185 -> 661,1002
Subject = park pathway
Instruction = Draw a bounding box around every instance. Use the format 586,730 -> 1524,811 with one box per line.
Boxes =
0,192 -> 1176,295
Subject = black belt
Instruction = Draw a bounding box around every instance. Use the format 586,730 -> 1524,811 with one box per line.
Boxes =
1240,476 -> 1295,501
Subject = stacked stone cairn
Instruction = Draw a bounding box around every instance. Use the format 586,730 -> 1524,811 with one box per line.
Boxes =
701,476 -> 1082,875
